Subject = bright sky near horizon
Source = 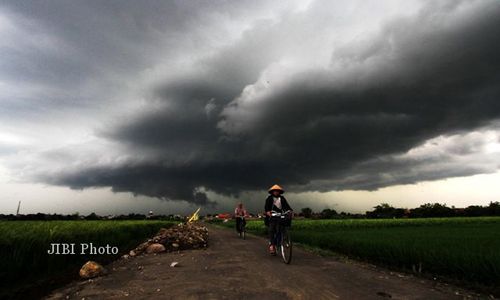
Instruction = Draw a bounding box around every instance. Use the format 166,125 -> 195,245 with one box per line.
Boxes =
1,0 -> 500,215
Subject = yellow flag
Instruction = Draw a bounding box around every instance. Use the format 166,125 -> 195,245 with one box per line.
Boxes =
188,207 -> 200,223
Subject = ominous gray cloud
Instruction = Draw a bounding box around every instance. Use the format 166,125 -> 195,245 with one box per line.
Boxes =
0,0 -> 287,121
2,0 -> 500,206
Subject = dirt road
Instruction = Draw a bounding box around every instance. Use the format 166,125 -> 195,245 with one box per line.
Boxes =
46,225 -> 484,299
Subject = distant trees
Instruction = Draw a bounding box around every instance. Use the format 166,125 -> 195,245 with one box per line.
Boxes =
299,208 -> 358,219
462,201 -> 500,217
320,208 -> 338,219
0,212 -> 82,221
85,212 -> 100,220
366,203 -> 406,218
365,201 -> 500,218
408,203 -> 454,218
487,201 -> 500,215
112,213 -> 147,220
1,201 -> 499,221
297,201 -> 500,220
0,212 -> 180,221
300,207 -> 313,218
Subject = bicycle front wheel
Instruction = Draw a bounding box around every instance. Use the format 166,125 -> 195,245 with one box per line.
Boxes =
280,229 -> 292,264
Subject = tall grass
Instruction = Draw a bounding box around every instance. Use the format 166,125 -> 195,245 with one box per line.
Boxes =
0,220 -> 175,298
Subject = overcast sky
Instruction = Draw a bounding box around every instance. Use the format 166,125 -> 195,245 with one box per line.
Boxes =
1,0 -> 500,215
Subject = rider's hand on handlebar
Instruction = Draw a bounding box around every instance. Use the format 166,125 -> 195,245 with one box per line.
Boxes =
266,211 -> 272,217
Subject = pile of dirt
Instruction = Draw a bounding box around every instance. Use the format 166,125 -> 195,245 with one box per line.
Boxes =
128,222 -> 208,257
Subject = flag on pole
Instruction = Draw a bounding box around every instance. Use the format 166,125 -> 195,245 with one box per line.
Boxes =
188,207 -> 201,223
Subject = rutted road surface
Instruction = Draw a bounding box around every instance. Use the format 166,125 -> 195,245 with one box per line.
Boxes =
46,224 -> 483,299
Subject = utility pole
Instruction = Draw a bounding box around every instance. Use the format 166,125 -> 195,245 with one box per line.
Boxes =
16,201 -> 21,215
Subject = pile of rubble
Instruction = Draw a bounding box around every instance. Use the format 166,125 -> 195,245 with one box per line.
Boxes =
128,222 -> 208,257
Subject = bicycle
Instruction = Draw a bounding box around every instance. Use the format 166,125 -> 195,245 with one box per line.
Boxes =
270,210 -> 292,264
236,215 -> 246,240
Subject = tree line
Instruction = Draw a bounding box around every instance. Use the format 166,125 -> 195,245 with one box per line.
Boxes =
299,201 -> 500,219
0,212 -> 184,221
2,201 -> 499,220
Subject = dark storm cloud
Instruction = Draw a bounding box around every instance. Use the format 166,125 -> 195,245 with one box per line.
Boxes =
296,135 -> 500,193
219,0 -> 500,180
0,0 -> 177,119
0,0 -> 278,117
29,0 -> 500,204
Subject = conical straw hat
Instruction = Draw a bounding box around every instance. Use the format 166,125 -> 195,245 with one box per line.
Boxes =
268,184 -> 284,194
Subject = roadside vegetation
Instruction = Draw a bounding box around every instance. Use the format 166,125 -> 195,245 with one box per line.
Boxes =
0,220 -> 176,299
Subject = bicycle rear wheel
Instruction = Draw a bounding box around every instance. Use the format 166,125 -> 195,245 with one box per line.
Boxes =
237,220 -> 244,238
280,228 -> 292,264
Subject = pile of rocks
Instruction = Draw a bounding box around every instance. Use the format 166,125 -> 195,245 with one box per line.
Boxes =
128,222 -> 208,256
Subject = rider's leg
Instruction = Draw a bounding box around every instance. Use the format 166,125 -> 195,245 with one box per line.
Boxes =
268,219 -> 277,244
235,217 -> 241,233
268,219 -> 277,254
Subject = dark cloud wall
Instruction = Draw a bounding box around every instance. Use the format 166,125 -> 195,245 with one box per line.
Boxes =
13,0 -> 500,205
220,0 -> 500,180
0,0 -> 283,119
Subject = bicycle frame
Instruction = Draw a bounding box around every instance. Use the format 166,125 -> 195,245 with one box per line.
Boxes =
274,223 -> 287,246
270,210 -> 292,264
236,215 -> 246,239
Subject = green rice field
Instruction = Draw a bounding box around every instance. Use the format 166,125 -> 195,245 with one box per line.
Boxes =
217,217 -> 500,287
0,220 -> 176,299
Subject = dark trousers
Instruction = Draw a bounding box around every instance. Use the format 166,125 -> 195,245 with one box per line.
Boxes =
235,217 -> 246,232
268,218 -> 280,245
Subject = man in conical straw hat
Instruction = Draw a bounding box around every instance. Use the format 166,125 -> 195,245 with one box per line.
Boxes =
264,184 -> 293,255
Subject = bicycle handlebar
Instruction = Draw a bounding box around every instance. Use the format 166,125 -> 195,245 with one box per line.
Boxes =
270,210 -> 292,218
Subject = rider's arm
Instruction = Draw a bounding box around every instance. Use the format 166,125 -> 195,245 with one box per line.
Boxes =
264,196 -> 272,216
281,196 -> 293,213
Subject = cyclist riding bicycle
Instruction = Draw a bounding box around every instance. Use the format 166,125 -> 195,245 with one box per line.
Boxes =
265,184 -> 293,255
234,202 -> 248,234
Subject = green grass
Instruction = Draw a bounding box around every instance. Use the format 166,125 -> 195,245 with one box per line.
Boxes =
216,217 -> 500,286
0,220 -> 176,298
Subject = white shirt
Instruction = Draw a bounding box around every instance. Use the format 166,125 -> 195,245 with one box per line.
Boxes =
273,196 -> 282,209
